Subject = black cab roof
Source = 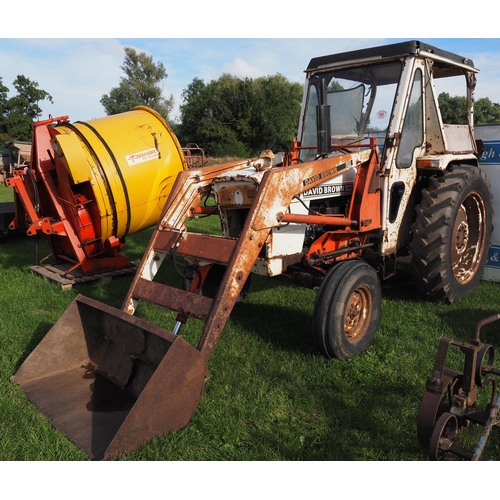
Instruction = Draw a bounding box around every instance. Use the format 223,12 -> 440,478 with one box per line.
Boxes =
306,40 -> 476,75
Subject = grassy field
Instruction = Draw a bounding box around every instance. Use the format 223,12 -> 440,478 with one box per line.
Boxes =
2,181 -> 500,462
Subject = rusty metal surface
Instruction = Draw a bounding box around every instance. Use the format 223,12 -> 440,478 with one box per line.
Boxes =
154,230 -> 237,264
122,145 -> 381,356
182,143 -> 205,169
12,139 -> 382,459
416,371 -> 457,448
417,315 -> 500,460
451,194 -> 488,285
132,278 -> 213,321
12,41 -> 495,461
11,295 -> 206,460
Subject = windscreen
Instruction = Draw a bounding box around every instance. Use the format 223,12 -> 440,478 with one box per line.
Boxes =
299,60 -> 402,161
329,85 -> 365,137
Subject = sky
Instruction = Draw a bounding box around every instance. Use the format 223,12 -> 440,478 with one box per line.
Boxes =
2,6 -> 500,126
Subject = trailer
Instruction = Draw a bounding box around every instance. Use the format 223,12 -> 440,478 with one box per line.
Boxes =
0,141 -> 31,234
1,140 -> 31,182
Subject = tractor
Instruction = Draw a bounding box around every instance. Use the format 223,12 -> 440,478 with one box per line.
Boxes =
11,40 -> 493,459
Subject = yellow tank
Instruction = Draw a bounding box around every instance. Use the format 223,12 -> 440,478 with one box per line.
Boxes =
51,106 -> 187,241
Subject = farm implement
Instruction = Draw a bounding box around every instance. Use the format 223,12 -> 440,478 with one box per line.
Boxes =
417,314 -> 500,460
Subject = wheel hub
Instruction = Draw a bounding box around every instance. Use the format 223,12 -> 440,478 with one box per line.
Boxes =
344,287 -> 372,343
451,194 -> 486,284
454,206 -> 469,255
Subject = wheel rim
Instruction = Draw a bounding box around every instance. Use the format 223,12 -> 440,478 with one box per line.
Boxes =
344,285 -> 372,344
451,192 -> 487,284
417,373 -> 460,448
429,412 -> 459,460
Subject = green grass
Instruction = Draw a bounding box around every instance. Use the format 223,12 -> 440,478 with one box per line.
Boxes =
0,183 -> 13,202
2,203 -> 500,461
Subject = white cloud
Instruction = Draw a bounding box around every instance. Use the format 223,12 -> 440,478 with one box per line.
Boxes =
221,58 -> 265,79
1,39 -> 126,122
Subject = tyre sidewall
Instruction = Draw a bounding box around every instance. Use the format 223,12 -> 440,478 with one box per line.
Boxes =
445,169 -> 493,298
313,260 -> 366,358
328,264 -> 381,360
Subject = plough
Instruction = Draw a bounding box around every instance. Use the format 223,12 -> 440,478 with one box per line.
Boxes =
417,314 -> 500,460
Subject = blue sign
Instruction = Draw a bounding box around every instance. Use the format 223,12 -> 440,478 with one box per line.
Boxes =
479,140 -> 500,166
486,245 -> 500,269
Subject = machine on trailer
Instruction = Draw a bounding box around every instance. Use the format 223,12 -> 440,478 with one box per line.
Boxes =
1,140 -> 31,182
417,314 -> 500,460
182,143 -> 206,169
5,107 -> 187,285
0,140 -> 31,235
11,40 -> 494,459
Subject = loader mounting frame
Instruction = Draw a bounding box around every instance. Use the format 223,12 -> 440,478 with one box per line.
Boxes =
123,139 -> 382,358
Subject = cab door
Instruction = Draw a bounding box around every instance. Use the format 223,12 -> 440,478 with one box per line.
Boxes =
380,58 -> 426,254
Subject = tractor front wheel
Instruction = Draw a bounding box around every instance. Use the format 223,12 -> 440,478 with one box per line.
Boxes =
313,260 -> 382,360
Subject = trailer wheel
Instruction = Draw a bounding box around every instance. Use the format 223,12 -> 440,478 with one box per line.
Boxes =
410,165 -> 493,303
313,260 -> 382,360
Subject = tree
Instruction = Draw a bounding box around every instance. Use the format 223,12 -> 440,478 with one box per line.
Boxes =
438,92 -> 467,124
438,92 -> 500,125
328,80 -> 344,92
178,75 -> 254,157
0,77 -> 8,107
0,75 -> 53,141
101,47 -> 174,120
178,73 -> 303,157
474,97 -> 500,124
0,77 -> 9,139
249,74 -> 303,153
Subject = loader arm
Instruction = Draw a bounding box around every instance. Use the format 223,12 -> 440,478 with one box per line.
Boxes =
122,142 -> 380,358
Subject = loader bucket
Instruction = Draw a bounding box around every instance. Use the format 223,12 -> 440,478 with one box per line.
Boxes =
11,294 -> 207,460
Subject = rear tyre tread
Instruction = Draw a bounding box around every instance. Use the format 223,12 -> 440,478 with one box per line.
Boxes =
410,165 -> 493,303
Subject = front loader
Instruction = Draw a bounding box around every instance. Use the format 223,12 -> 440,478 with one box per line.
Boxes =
11,40 -> 493,459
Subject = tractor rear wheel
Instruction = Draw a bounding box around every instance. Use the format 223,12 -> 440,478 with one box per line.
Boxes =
313,260 -> 382,360
410,165 -> 493,303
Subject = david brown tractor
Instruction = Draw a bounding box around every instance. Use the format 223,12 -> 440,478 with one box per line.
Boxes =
11,40 -> 493,459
